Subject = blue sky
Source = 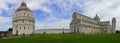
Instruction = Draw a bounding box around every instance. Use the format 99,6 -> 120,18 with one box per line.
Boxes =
0,0 -> 120,31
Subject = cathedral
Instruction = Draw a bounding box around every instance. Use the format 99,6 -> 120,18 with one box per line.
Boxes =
12,1 -> 35,35
70,12 -> 116,34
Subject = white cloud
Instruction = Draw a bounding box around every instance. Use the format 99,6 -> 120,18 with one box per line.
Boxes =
75,0 -> 120,30
0,16 -> 11,23
26,0 -> 52,13
35,18 -> 71,29
0,16 -> 11,31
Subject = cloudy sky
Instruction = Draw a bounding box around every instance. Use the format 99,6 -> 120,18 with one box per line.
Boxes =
0,0 -> 120,31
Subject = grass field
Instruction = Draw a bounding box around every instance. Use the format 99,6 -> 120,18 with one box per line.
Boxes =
0,34 -> 120,43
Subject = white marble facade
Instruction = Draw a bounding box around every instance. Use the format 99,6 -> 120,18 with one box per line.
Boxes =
35,29 -> 71,34
12,1 -> 35,35
70,12 -> 116,34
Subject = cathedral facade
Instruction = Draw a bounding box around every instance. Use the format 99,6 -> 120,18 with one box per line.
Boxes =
70,12 -> 116,34
12,1 -> 35,35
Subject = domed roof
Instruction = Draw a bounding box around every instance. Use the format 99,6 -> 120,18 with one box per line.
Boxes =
21,1 -> 27,7
16,1 -> 32,12
94,14 -> 100,22
94,14 -> 100,19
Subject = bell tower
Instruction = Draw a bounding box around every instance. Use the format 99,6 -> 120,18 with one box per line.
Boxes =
112,18 -> 116,33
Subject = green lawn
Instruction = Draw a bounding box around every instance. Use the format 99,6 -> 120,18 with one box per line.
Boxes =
0,34 -> 120,43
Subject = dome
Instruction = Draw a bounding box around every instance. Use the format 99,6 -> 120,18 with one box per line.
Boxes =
16,1 -> 32,12
94,14 -> 100,22
21,1 -> 27,7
